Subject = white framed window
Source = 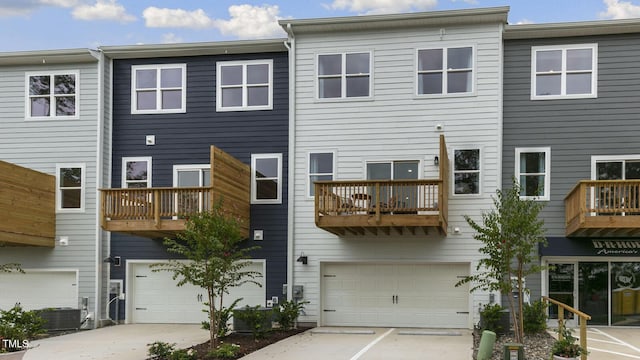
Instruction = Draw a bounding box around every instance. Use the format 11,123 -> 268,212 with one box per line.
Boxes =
417,46 -> 474,95
308,151 -> 335,197
217,60 -> 273,111
26,71 -> 79,120
453,148 -> 481,195
56,163 -> 85,212
251,154 -> 282,204
131,64 -> 186,114
531,44 -> 597,100
317,52 -> 371,99
122,157 -> 152,188
515,147 -> 551,200
591,155 -> 640,181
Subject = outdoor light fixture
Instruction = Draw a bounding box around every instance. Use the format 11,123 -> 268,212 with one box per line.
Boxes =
103,255 -> 121,266
296,252 -> 308,265
434,156 -> 439,166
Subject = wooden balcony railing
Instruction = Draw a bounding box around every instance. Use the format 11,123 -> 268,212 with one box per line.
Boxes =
100,187 -> 213,239
565,180 -> 640,237
314,179 -> 447,235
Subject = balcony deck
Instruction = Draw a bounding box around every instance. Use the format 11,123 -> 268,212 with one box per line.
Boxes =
565,180 -> 640,237
100,146 -> 250,239
0,161 -> 55,247
314,135 -> 448,236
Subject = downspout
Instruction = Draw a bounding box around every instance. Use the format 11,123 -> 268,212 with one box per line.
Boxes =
90,48 -> 104,328
284,23 -> 295,302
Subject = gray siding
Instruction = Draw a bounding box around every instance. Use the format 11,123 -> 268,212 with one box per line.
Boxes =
109,52 -> 289,319
503,33 -> 640,298
0,60 -> 103,324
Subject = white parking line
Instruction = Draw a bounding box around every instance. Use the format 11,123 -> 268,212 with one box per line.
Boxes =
349,328 -> 395,360
592,328 -> 640,354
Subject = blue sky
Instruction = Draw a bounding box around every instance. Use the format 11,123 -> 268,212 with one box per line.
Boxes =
1,0 -> 640,52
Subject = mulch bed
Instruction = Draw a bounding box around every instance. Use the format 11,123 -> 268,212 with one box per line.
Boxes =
187,328 -> 308,359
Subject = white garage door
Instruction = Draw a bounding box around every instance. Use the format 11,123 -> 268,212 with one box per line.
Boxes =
130,261 -> 265,324
322,263 -> 469,328
0,270 -> 78,311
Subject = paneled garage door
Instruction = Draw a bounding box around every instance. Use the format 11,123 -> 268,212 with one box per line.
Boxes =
0,270 -> 78,310
322,263 -> 469,328
130,261 -> 265,324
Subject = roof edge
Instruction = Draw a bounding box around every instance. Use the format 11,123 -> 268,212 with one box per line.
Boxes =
100,38 -> 288,59
279,6 -> 509,33
505,18 -> 640,39
0,48 -> 98,66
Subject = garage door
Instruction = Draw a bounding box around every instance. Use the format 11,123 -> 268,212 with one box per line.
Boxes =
130,261 -> 265,324
0,270 -> 78,311
322,263 -> 469,328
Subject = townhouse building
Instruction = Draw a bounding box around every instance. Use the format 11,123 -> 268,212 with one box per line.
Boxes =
99,39 -> 290,323
503,20 -> 640,326
0,49 -> 110,329
281,7 -> 508,328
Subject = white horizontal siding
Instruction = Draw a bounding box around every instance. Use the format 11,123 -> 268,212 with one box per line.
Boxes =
292,23 -> 503,326
0,62 -> 101,317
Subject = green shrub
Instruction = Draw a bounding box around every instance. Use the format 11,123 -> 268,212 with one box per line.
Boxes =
523,299 -> 548,334
147,341 -> 196,360
208,342 -> 240,359
275,300 -> 308,330
0,304 -> 46,352
202,298 -> 243,337
233,305 -> 272,340
479,303 -> 506,334
148,341 -> 176,359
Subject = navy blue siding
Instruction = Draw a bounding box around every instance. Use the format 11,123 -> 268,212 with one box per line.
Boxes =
109,51 -> 289,319
503,33 -> 640,300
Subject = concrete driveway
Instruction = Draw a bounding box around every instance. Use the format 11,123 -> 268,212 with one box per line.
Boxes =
239,327 -> 473,360
24,324 -> 209,360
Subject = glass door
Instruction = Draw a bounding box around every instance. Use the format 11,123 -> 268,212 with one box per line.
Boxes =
548,263 -> 576,325
174,165 -> 211,214
578,262 -> 608,325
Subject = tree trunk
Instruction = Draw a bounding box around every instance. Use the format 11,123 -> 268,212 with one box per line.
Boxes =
208,286 -> 216,349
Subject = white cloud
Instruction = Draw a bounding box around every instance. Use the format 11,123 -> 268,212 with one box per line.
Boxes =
213,4 -> 286,39
143,7 -> 214,28
326,0 -> 438,14
142,4 -> 286,39
514,19 -> 534,25
162,33 -> 183,44
0,0 -> 78,17
599,0 -> 640,19
72,0 -> 135,23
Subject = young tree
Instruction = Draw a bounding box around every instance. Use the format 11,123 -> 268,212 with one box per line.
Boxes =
152,202 -> 260,349
456,180 -> 547,343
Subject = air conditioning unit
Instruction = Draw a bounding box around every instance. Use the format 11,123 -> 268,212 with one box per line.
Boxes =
37,308 -> 81,331
232,307 -> 273,333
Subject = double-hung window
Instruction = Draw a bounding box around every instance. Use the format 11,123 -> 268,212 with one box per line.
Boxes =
56,163 -> 85,212
515,147 -> 550,200
417,46 -> 473,95
27,72 -> 78,119
308,152 -> 335,197
453,148 -> 481,195
531,44 -> 597,99
251,154 -> 282,204
122,157 -> 152,188
217,60 -> 273,111
317,52 -> 371,99
132,64 -> 186,113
